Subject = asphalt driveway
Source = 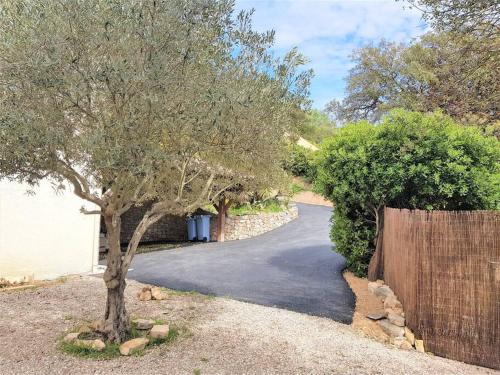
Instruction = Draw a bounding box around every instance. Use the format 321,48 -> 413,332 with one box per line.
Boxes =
127,203 -> 355,323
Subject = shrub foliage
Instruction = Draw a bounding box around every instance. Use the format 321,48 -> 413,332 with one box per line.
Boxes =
316,109 -> 500,276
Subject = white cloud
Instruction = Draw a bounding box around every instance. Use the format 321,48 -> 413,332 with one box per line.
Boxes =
235,0 -> 428,108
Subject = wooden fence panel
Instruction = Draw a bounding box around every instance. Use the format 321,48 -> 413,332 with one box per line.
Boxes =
383,208 -> 500,369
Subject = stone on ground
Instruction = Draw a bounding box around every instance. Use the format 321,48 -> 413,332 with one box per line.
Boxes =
138,288 -> 152,301
373,285 -> 394,300
119,337 -> 149,356
367,282 -> 380,294
150,324 -> 170,339
77,324 -> 92,334
75,339 -> 106,351
392,337 -> 413,350
404,327 -> 415,346
133,318 -> 155,330
90,319 -> 104,332
151,287 -> 168,301
63,332 -> 80,343
377,319 -> 404,338
366,312 -> 386,321
385,306 -> 404,316
388,312 -> 405,327
384,294 -> 402,310
415,339 -> 425,353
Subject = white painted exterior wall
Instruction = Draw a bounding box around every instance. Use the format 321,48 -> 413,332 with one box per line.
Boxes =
0,179 -> 100,282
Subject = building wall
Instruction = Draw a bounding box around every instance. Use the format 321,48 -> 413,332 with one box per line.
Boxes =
0,180 -> 100,282
120,203 -> 188,244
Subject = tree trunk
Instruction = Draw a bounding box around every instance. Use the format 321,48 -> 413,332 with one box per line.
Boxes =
367,207 -> 384,281
216,198 -> 230,242
102,215 -> 130,343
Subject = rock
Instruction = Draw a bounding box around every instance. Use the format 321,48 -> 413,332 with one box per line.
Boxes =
77,325 -> 92,334
119,337 -> 149,356
384,294 -> 402,310
90,320 -> 104,332
151,287 -> 168,301
373,285 -> 394,300
366,312 -> 386,321
368,282 -> 380,294
150,324 -> 170,339
75,339 -> 106,351
404,327 -> 415,346
378,319 -> 404,338
415,339 -> 425,353
385,307 -> 404,316
393,337 -> 413,350
63,332 -> 80,343
388,312 -> 405,327
138,290 -> 152,301
133,318 -> 155,330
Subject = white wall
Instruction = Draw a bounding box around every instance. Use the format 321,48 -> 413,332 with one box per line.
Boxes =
0,179 -> 100,282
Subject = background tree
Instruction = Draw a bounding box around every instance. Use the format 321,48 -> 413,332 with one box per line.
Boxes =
296,109 -> 336,145
316,109 -> 499,277
0,0 -> 310,342
404,0 -> 500,44
327,33 -> 499,132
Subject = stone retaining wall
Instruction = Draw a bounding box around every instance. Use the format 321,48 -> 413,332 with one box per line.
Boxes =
210,204 -> 298,241
368,281 -> 422,352
118,203 -> 298,245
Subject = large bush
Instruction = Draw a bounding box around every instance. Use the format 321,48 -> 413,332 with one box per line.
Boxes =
316,109 -> 500,276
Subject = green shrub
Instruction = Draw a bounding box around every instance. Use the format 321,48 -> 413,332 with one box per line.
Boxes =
316,109 -> 500,276
282,144 -> 317,182
330,208 -> 374,276
229,198 -> 285,216
289,182 -> 306,195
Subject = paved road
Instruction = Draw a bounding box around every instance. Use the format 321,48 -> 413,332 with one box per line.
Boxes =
127,203 -> 355,323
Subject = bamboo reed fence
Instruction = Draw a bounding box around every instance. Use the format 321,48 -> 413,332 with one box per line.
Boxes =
382,207 -> 499,369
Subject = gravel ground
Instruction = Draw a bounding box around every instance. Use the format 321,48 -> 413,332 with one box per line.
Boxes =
0,276 -> 496,375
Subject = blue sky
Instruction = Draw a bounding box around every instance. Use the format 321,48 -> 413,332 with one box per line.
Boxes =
235,0 -> 428,110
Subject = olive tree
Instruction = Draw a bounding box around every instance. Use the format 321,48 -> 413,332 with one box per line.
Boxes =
0,0 -> 310,342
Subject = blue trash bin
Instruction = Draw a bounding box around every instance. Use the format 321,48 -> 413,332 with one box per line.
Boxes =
195,215 -> 211,242
186,217 -> 197,241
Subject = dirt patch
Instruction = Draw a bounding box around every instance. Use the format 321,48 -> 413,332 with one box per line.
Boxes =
291,191 -> 333,207
290,177 -> 333,207
0,276 -> 493,375
344,271 -> 390,343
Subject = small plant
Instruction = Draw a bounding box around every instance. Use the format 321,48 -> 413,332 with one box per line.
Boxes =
229,198 -> 286,216
58,340 -> 121,360
289,182 -> 306,195
59,322 -> 187,360
149,326 -> 181,347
